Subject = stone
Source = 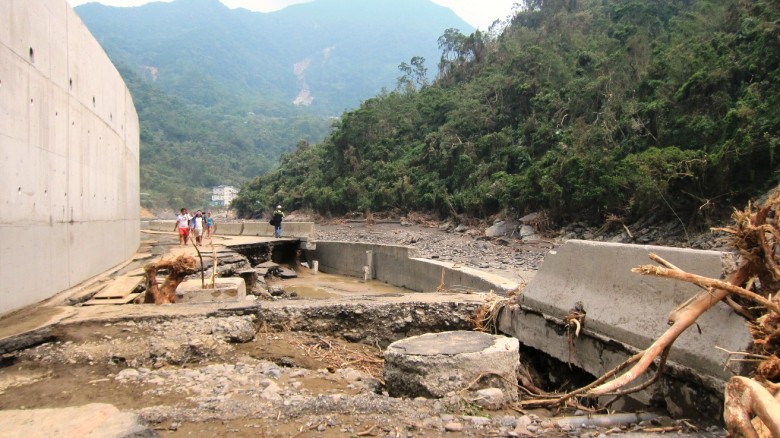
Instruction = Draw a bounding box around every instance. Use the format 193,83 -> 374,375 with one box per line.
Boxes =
519,225 -> 537,239
116,368 -> 140,380
384,331 -> 519,400
485,221 -> 507,237
444,422 -> 464,432
211,318 -> 256,343
472,387 -> 506,410
277,267 -> 298,278
439,222 -> 453,232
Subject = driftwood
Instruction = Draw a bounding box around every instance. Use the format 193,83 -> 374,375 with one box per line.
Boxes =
724,377 -> 780,438
143,255 -> 196,304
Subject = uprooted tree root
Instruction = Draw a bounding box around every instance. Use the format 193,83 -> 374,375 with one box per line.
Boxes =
143,255 -> 197,304
480,191 -> 780,434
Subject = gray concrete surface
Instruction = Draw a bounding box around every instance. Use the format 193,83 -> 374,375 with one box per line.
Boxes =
176,277 -> 247,303
307,241 -> 519,294
143,220 -> 314,239
0,0 -> 139,316
384,331 -> 519,400
497,239 -> 750,418
0,403 -> 156,438
500,240 -> 749,380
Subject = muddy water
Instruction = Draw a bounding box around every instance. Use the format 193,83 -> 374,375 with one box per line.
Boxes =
272,269 -> 411,299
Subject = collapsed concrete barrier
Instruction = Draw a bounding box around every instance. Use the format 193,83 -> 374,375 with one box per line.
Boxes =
384,331 -> 519,402
497,239 -> 751,417
306,241 -> 518,294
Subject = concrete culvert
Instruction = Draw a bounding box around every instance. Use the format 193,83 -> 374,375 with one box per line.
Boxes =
383,330 -> 519,407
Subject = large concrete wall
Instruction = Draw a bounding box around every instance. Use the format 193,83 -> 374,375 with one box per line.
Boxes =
307,241 -> 518,294
143,220 -> 315,240
0,0 -> 140,315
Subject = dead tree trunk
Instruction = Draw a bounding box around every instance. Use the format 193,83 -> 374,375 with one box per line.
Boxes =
143,255 -> 196,304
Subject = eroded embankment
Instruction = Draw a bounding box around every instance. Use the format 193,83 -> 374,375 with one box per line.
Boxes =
0,298 -> 722,437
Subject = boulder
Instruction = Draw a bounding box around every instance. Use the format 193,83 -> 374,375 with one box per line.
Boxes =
384,331 -> 519,403
485,221 -> 507,237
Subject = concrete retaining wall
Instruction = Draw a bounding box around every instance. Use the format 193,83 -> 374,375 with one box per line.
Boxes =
498,239 -> 751,385
0,0 -> 139,315
143,220 -> 314,239
306,241 -> 518,294
242,221 -> 314,239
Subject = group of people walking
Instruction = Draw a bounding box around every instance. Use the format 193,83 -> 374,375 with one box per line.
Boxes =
174,209 -> 216,246
174,205 -> 285,246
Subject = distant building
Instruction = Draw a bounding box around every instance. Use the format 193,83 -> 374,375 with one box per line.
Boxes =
211,185 -> 239,207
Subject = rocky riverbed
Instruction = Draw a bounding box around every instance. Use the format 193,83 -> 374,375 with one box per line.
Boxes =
0,217 -> 731,437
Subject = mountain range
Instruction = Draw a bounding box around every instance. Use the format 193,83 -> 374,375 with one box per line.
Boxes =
75,0 -> 475,116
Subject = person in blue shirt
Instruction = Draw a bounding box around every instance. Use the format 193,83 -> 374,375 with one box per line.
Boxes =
206,211 -> 216,238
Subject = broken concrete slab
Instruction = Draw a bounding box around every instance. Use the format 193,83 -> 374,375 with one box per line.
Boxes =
501,239 -> 749,381
0,403 -> 156,437
383,331 -> 519,401
175,277 -> 246,304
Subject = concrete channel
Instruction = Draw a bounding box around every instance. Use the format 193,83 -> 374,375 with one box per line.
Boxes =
0,221 -> 743,435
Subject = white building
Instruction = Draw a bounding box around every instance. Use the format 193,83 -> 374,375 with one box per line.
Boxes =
211,185 -> 239,207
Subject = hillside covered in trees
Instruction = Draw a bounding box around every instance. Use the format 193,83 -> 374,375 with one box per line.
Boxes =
234,0 -> 780,229
74,0 -> 474,209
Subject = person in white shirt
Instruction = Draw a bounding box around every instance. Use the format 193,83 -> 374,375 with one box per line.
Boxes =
192,210 -> 205,246
174,208 -> 192,246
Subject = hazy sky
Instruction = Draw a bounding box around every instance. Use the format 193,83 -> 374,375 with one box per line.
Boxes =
65,0 -> 518,30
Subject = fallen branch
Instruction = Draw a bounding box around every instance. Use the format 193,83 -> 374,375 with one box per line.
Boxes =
632,265 -> 780,316
588,263 -> 751,395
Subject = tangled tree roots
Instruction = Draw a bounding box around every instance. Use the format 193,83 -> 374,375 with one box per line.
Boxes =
143,255 -> 197,304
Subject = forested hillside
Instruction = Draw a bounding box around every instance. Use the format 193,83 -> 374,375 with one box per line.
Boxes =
122,66 -> 332,208
74,0 -> 474,209
75,0 -> 473,115
234,0 -> 780,228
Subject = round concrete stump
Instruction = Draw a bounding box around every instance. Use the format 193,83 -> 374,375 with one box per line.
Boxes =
383,331 -> 519,401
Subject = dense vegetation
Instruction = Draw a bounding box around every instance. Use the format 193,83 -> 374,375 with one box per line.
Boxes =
122,66 -> 332,208
75,0 -> 473,209
234,0 -> 780,228
76,0 -> 472,115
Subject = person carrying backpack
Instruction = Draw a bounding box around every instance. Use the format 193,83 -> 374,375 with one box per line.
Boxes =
272,205 -> 285,238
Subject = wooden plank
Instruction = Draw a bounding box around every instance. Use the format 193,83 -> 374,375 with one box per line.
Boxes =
83,292 -> 142,306
92,276 -> 143,299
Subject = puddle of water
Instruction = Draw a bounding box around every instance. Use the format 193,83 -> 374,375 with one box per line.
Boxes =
285,285 -> 337,299
278,270 -> 411,299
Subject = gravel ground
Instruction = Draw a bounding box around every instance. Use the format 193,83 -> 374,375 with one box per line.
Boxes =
0,216 -> 733,437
